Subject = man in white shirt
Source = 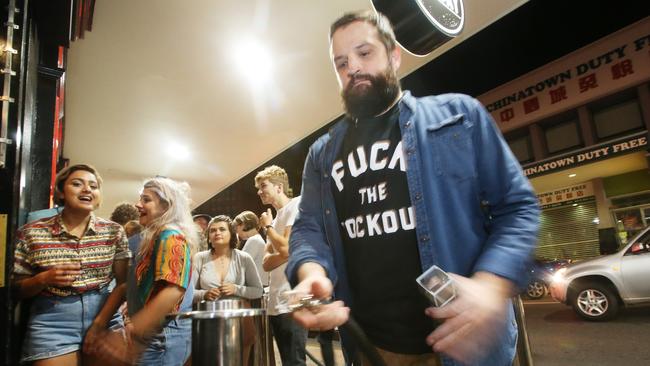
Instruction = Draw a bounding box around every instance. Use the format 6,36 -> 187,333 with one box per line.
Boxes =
255,165 -> 307,366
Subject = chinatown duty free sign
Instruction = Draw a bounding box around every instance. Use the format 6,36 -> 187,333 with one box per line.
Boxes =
478,18 -> 650,132
522,131 -> 648,178
536,182 -> 595,209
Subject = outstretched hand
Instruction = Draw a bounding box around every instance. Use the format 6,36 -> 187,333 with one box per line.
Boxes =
425,272 -> 513,365
291,273 -> 349,331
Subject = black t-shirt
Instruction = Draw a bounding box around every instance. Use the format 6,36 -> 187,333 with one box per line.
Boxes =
331,104 -> 434,354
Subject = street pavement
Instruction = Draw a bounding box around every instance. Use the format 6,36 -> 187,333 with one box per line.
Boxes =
522,296 -> 650,366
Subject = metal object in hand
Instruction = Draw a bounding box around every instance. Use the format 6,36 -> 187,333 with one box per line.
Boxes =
275,290 -> 328,314
416,265 -> 456,307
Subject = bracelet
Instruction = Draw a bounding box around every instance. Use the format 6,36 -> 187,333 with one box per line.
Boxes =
265,225 -> 273,230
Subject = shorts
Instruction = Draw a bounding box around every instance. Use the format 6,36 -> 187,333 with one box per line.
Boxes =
21,286 -> 117,362
136,318 -> 192,365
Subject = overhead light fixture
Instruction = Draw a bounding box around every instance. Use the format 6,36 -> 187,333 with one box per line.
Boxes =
167,142 -> 191,161
233,38 -> 272,86
572,203 -> 579,207
568,173 -> 577,178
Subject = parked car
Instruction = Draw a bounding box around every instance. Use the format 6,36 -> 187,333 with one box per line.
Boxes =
526,259 -> 570,299
550,225 -> 650,321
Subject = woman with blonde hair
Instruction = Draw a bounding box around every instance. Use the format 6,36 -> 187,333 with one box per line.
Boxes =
12,164 -> 130,365
91,176 -> 198,364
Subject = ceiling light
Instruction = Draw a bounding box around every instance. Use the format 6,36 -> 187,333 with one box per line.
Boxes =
167,142 -> 191,161
233,38 -> 272,85
568,173 -> 577,178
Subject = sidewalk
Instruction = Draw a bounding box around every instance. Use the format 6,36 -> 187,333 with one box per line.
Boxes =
272,337 -> 345,365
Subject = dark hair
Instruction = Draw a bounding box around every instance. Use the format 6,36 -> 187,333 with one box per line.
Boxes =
54,164 -> 103,206
329,10 -> 397,53
207,215 -> 238,249
234,211 -> 259,232
110,202 -> 140,226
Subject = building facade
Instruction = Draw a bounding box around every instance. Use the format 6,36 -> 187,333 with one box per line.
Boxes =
478,17 -> 650,260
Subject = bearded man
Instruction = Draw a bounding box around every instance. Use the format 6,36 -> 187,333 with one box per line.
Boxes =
286,10 -> 540,366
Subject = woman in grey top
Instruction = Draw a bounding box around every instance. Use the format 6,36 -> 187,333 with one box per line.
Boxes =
193,215 -> 263,365
193,215 -> 263,303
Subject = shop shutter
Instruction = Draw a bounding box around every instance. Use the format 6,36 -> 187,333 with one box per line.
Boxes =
535,199 -> 600,260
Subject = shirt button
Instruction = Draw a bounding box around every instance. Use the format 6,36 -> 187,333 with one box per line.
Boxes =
405,121 -> 411,127
324,173 -> 329,178
415,193 -> 422,201
325,209 -> 331,215
421,235 -> 429,242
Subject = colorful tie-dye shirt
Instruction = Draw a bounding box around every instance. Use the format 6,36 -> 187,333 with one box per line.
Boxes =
135,227 -> 192,311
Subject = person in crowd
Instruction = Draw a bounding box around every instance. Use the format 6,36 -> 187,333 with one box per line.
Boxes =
286,10 -> 540,366
255,165 -> 308,366
11,164 -> 130,365
110,202 -> 140,227
193,213 -> 212,251
89,176 -> 197,364
124,219 -> 143,238
234,210 -> 269,287
193,215 -> 263,366
192,214 -> 263,303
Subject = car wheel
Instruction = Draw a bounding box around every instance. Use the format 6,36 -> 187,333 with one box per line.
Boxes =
571,282 -> 619,321
526,280 -> 547,299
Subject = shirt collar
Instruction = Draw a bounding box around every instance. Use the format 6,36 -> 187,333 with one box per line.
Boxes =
399,90 -> 416,114
51,212 -> 97,237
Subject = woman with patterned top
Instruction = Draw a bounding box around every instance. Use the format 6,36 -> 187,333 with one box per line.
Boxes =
12,164 -> 131,365
91,176 -> 198,365
193,215 -> 263,365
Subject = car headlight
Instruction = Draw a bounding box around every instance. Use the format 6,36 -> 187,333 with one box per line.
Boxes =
552,268 -> 567,283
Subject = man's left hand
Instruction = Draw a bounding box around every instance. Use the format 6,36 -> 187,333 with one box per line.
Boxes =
425,272 -> 513,364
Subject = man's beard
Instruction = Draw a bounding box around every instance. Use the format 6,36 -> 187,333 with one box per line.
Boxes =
341,67 -> 400,119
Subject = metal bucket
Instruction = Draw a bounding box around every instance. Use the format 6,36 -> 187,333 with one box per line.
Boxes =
180,299 -> 265,366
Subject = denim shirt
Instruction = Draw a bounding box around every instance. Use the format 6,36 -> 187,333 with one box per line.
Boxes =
287,91 -> 540,366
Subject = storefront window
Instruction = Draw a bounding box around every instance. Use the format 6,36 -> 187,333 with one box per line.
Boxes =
593,99 -> 644,141
544,119 -> 582,154
507,135 -> 533,164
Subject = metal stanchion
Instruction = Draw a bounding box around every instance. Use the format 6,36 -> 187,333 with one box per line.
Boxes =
512,295 -> 534,366
260,288 -> 274,366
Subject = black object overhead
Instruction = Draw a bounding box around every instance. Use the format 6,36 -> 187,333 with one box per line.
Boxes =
371,0 -> 465,56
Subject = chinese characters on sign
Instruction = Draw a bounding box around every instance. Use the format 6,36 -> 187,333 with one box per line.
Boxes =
478,20 -> 650,130
536,182 -> 595,209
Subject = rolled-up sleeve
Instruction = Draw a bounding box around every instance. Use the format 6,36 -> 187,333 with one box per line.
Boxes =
154,232 -> 192,290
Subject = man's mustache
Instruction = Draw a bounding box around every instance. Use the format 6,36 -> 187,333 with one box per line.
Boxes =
349,73 -> 374,87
